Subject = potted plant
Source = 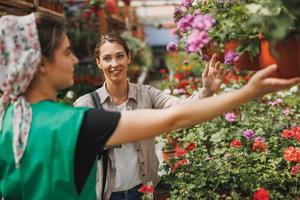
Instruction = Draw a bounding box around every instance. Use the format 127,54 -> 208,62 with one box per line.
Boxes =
174,0 -> 300,77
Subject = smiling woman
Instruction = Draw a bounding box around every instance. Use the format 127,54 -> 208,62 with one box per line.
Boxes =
74,33 -> 228,200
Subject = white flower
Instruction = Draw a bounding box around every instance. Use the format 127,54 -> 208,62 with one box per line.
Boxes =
163,89 -> 171,94
66,91 -> 74,99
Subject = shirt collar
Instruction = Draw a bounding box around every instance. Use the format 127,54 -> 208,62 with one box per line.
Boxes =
97,81 -> 137,104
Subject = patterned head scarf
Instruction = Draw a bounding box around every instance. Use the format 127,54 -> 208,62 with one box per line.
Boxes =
0,14 -> 41,167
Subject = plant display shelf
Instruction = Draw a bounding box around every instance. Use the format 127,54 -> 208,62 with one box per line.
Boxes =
0,0 -> 63,19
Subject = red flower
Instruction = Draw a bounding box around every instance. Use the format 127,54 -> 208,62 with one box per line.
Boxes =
83,10 -> 92,18
294,132 -> 300,141
138,184 -> 154,193
292,126 -> 300,133
177,79 -> 189,89
230,139 -> 242,148
174,146 -> 187,158
105,0 -> 118,14
281,129 -> 295,139
252,140 -> 267,152
284,147 -> 300,162
186,143 -> 196,151
291,165 -> 300,176
172,159 -> 189,172
253,188 -> 269,200
159,68 -> 167,74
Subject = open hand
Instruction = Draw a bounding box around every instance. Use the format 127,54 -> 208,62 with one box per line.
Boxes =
245,64 -> 300,97
202,54 -> 224,93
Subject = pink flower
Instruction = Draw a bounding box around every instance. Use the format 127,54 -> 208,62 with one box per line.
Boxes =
282,109 -> 290,116
225,112 -> 236,122
192,14 -> 215,32
243,129 -> 255,140
166,41 -> 178,52
186,30 -> 209,53
181,0 -> 194,8
177,14 -> 194,33
291,165 -> 300,176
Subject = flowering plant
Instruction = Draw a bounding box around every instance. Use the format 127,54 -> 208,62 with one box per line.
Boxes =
160,88 -> 300,199
174,0 -> 300,64
138,183 -> 154,200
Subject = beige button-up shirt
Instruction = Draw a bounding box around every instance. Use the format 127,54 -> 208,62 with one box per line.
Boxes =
74,82 -> 212,200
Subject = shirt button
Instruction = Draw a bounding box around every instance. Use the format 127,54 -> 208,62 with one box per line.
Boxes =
142,162 -> 144,165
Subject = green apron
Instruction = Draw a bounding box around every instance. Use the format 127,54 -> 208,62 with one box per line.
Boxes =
0,101 -> 97,200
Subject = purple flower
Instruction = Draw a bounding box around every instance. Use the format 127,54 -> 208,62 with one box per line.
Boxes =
192,14 -> 215,32
177,14 -> 194,33
174,6 -> 182,22
215,0 -> 237,4
166,41 -> 178,52
269,98 -> 284,106
186,30 -> 209,53
181,0 -> 194,8
225,112 -> 236,122
224,51 -> 239,65
243,129 -> 255,140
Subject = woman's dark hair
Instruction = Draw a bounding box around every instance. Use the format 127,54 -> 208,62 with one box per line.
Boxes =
94,33 -> 130,60
35,12 -> 66,61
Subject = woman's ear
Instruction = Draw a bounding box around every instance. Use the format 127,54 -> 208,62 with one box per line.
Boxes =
38,57 -> 48,74
127,54 -> 131,65
96,58 -> 103,69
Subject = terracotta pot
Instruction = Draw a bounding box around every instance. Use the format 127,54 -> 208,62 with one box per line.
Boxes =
162,151 -> 171,161
154,191 -> 169,200
203,40 -> 260,71
224,40 -> 260,71
259,36 -> 300,78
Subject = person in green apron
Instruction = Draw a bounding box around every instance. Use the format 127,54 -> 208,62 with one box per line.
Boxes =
0,12 -> 299,200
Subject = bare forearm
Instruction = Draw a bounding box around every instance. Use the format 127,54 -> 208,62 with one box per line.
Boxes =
107,87 -> 254,145
167,87 -> 254,130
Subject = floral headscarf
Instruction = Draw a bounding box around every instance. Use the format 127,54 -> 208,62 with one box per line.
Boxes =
0,14 -> 41,167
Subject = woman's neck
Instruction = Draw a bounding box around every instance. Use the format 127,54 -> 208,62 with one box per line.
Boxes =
106,80 -> 128,105
25,78 -> 57,103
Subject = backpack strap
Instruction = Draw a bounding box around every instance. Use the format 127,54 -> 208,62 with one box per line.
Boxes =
89,91 -> 107,200
89,91 -> 102,109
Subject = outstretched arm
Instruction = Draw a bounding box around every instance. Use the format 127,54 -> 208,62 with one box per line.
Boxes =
106,65 -> 300,145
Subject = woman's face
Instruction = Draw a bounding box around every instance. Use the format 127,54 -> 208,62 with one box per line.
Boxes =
97,41 -> 131,84
42,34 -> 78,90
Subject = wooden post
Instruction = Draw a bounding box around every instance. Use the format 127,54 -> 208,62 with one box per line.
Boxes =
98,9 -> 107,35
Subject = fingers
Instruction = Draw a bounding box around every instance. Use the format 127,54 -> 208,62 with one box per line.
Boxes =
209,54 -> 217,69
267,77 -> 300,88
203,63 -> 209,77
256,64 -> 277,79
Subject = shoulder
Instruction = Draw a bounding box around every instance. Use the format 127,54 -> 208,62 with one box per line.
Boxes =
73,93 -> 93,107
